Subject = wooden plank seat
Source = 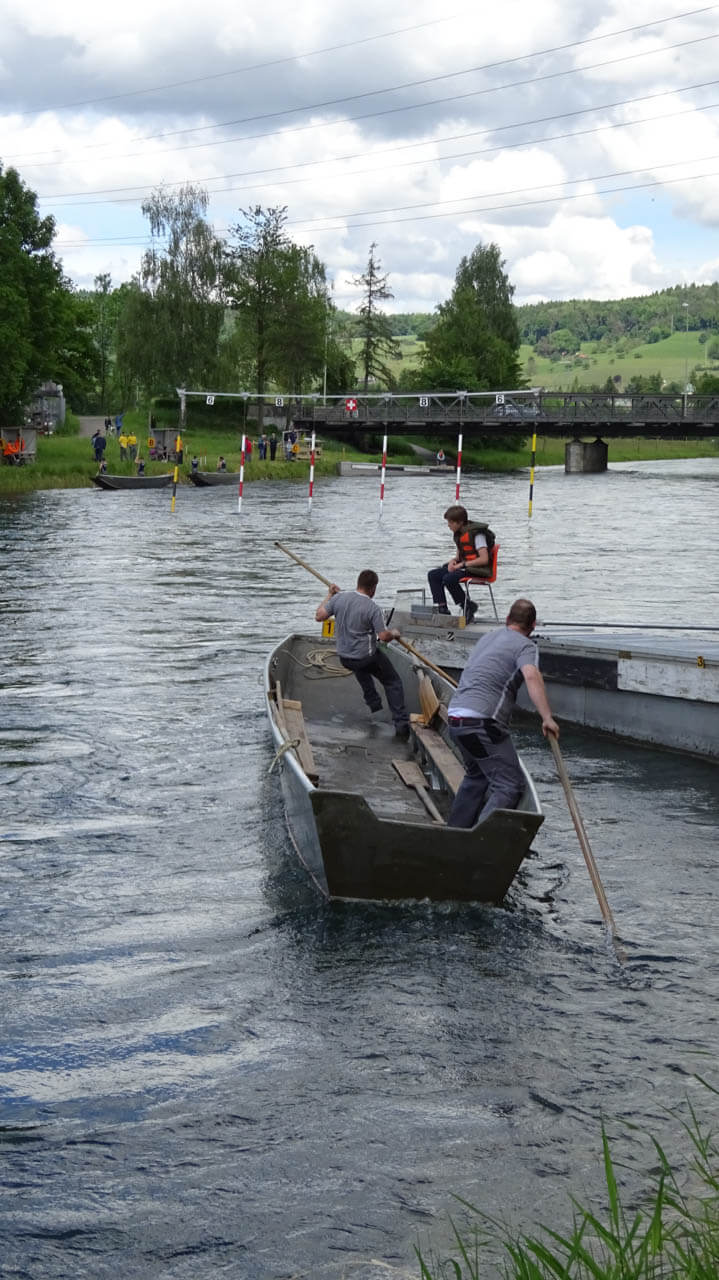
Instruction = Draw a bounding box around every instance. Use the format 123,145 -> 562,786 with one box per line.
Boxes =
272,684 -> 319,784
410,721 -> 465,796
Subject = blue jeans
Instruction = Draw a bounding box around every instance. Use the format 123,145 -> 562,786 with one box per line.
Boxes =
428,563 -> 469,608
447,718 -> 524,827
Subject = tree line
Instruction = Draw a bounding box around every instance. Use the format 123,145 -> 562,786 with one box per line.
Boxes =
1,164 -> 523,426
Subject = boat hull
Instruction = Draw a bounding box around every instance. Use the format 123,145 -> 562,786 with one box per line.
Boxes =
189,471 -> 241,486
265,634 -> 544,904
93,473 -> 173,490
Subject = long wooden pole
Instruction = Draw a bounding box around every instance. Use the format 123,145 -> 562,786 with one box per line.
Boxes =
548,735 -> 625,963
274,540 -> 333,589
395,637 -> 457,688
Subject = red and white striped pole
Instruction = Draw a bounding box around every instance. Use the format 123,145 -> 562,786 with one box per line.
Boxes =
379,432 -> 388,518
307,429 -> 316,513
238,433 -> 246,514
455,431 -> 463,500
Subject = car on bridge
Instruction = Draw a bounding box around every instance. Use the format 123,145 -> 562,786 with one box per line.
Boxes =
491,397 -> 542,419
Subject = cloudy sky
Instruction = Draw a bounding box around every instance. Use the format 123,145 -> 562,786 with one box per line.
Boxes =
3,0 -> 719,311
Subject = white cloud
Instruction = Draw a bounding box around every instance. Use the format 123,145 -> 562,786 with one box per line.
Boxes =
1,0 -> 717,307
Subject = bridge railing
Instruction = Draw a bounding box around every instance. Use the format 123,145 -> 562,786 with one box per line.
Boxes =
291,391 -> 717,426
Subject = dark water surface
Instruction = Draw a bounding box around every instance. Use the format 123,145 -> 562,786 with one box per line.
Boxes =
1,459 -> 718,1279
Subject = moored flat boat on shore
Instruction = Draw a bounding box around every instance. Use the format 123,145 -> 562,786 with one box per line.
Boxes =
92,472 -> 173,490
188,470 -> 241,486
265,633 -> 544,904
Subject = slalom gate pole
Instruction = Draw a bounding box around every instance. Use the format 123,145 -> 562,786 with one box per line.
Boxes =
238,433 -> 246,514
379,432 -> 388,518
455,431 -> 463,500
528,431 -> 537,517
308,429 -> 316,514
171,465 -> 178,514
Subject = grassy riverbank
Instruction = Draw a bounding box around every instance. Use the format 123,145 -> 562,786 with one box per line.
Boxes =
0,421 -> 361,494
416,1097 -> 719,1278
2,412 -> 717,493
404,434 -> 719,471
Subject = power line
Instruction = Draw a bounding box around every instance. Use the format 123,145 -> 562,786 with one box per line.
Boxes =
286,151 -> 719,228
284,168 -> 719,234
52,165 -> 719,247
40,81 -> 719,207
11,7 -> 717,168
9,11 -> 467,117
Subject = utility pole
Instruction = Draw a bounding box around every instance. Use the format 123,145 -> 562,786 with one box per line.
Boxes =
682,301 -> 689,391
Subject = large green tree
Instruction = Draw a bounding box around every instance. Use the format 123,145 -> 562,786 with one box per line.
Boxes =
0,165 -> 74,428
353,243 -> 401,392
420,242 -> 522,391
116,184 -> 226,399
224,205 -> 332,423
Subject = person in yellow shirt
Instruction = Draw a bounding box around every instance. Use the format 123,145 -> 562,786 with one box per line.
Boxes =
127,432 -> 138,461
175,434 -> 184,464
118,432 -> 129,460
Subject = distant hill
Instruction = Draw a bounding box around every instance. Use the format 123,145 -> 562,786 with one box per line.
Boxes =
337,282 -> 719,391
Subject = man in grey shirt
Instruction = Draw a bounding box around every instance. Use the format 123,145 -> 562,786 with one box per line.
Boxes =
446,597 -> 559,826
316,570 -> 410,739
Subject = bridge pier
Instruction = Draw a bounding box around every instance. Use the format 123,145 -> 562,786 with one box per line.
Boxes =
565,437 -> 608,474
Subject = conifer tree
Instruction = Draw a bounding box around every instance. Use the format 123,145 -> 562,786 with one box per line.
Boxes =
353,243 -> 401,392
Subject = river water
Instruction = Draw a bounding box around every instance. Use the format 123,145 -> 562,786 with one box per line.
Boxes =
1,458 -> 718,1280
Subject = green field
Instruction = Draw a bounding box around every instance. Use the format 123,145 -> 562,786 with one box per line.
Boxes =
350,327 -> 717,392
522,329 -> 715,390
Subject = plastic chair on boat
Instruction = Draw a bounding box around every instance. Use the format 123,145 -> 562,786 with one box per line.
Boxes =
460,543 -> 500,623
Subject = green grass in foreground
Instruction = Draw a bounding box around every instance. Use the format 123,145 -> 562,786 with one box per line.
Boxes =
416,1090 -> 719,1278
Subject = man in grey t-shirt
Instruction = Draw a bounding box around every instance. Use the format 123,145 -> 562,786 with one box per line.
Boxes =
315,569 -> 410,739
446,598 -> 559,827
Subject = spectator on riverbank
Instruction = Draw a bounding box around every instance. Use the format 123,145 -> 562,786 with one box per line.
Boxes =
217,456 -> 226,471
91,430 -> 106,463
269,432 -> 278,461
127,432 -> 138,462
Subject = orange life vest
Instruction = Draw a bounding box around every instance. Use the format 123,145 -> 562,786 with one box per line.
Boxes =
456,526 -> 483,562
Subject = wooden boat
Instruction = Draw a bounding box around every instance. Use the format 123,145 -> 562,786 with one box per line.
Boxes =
265,633 -> 544,904
188,470 -> 241,486
92,473 -> 173,490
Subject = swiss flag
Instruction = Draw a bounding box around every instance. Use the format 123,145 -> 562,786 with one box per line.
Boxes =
345,397 -> 358,412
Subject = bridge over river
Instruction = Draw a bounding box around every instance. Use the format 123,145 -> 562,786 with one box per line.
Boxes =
290,389 -> 719,439
177,387 -> 719,470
